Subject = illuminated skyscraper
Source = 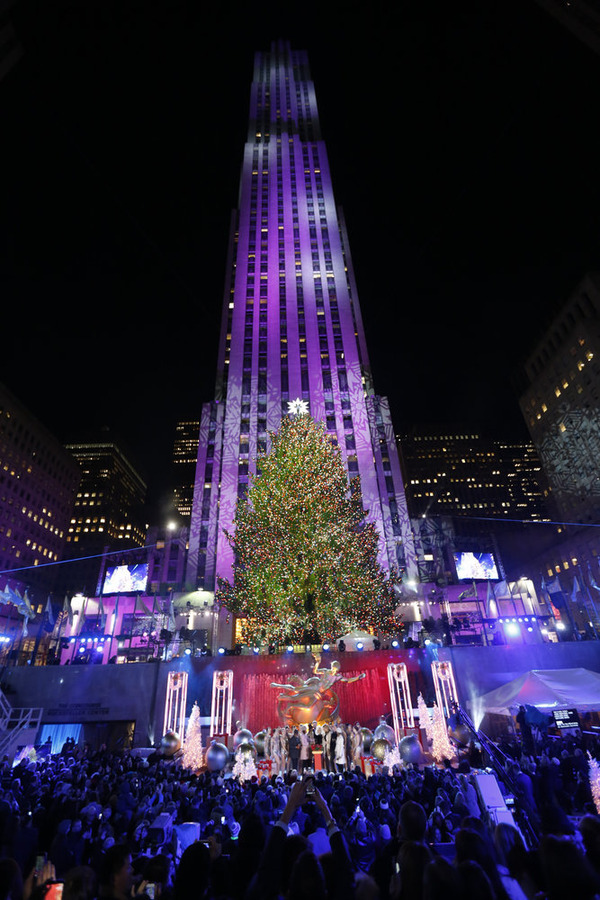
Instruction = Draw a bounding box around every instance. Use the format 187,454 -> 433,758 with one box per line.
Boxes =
186,41 -> 416,644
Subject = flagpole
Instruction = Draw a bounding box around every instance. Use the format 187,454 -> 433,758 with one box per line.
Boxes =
31,602 -> 47,667
579,567 -> 599,640
557,575 -> 577,638
585,563 -> 600,634
150,593 -> 158,659
107,594 -> 119,663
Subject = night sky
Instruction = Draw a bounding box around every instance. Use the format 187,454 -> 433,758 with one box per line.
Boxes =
3,1 -> 600,519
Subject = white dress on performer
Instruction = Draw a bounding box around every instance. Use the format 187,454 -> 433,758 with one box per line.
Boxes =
335,730 -> 346,770
271,728 -> 282,773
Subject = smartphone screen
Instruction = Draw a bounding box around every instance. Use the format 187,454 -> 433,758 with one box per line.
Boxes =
35,856 -> 46,876
146,885 -> 155,900
46,883 -> 64,900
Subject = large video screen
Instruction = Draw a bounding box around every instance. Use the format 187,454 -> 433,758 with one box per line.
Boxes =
453,551 -> 499,581
102,563 -> 149,595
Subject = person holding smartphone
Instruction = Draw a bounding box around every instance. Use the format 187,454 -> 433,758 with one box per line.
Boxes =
246,778 -> 354,900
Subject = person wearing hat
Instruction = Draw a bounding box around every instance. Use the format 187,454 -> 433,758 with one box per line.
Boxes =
378,797 -> 396,833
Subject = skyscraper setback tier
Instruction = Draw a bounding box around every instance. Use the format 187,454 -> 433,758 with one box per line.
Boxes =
186,41 -> 416,638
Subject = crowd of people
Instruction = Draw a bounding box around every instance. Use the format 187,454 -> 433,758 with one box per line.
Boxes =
0,721 -> 599,900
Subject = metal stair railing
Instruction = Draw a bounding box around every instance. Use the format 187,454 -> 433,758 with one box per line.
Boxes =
0,705 -> 43,760
0,687 -> 43,761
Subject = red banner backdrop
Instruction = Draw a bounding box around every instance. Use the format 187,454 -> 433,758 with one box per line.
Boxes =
186,650 -> 430,733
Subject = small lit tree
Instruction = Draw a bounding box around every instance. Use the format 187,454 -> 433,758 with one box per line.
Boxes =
431,702 -> 454,765
232,748 -> 257,783
588,751 -> 600,814
217,412 -> 402,645
182,702 -> 204,772
417,693 -> 433,742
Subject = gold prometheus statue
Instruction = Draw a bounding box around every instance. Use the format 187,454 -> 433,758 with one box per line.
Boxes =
270,653 -> 366,726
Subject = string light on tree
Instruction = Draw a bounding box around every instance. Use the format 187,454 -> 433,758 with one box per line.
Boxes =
431,702 -> 454,765
182,701 -> 204,772
232,747 -> 258,783
588,751 -> 600,814
216,414 -> 403,646
417,693 -> 433,743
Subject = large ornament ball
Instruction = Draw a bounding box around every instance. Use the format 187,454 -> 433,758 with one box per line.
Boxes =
237,741 -> 255,758
373,723 -> 396,747
254,731 -> 266,756
233,728 -> 254,751
361,728 -> 373,752
206,741 -> 229,772
448,723 -> 470,747
398,734 -> 422,765
161,732 -> 181,758
371,738 -> 391,761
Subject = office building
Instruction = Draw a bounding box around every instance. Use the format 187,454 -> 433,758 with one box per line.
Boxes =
519,271 -> 600,525
186,41 -> 416,645
399,427 -> 549,521
171,420 -> 200,521
63,433 -> 148,594
0,382 -> 80,599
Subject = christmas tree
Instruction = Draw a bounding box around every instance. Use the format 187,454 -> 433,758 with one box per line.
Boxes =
417,693 -> 433,742
232,748 -> 258,783
182,702 -> 204,772
431,702 -> 455,765
216,411 -> 401,646
588,751 -> 600,814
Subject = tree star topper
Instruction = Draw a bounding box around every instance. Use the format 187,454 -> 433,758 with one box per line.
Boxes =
287,397 -> 309,416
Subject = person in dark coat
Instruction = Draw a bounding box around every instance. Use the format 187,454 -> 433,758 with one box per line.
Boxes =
288,730 -> 301,773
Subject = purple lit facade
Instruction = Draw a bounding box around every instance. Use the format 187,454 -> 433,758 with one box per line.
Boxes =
187,41 -> 416,645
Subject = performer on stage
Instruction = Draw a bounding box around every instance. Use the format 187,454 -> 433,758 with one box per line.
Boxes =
351,723 -> 363,768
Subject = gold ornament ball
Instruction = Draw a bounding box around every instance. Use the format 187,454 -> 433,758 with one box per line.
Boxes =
361,728 -> 373,752
371,737 -> 391,761
237,741 -> 255,757
161,732 -> 181,758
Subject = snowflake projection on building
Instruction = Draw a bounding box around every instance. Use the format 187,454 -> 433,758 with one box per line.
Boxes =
287,398 -> 309,417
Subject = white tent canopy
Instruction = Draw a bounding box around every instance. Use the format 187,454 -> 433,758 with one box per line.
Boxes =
475,667 -> 600,715
336,630 -> 374,651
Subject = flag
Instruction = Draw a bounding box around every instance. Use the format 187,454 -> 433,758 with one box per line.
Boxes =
79,595 -> 89,634
541,575 -> 563,620
45,597 -> 54,626
0,585 -> 34,620
546,577 -> 565,606
493,580 -> 512,599
135,595 -> 153,617
168,597 -> 176,632
572,577 -> 581,603
458,581 -> 477,601
63,595 -> 73,626
485,580 -> 496,618
97,595 -> 107,630
21,590 -> 34,619
111,596 -> 120,635
22,615 -> 28,638
588,564 -> 600,592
